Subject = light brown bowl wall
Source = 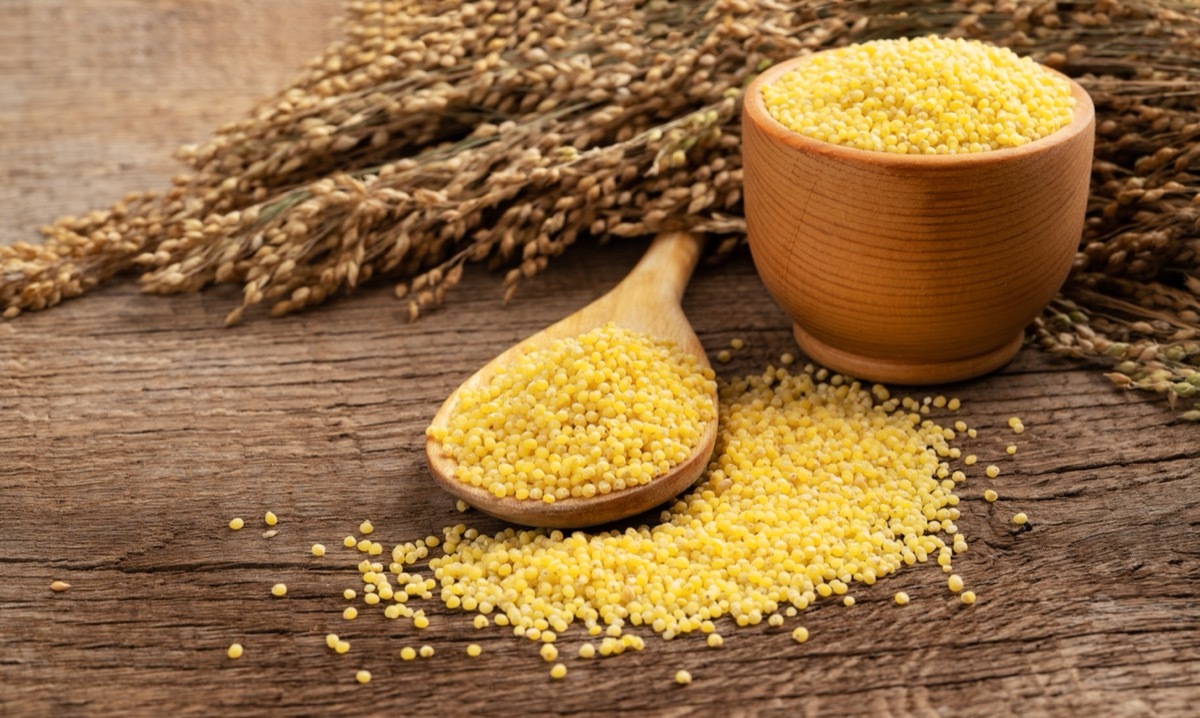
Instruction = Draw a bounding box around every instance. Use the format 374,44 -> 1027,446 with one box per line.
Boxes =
743,55 -> 1095,384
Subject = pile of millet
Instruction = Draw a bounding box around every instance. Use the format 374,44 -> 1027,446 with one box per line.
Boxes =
226,354 -> 1032,685
762,36 -> 1075,154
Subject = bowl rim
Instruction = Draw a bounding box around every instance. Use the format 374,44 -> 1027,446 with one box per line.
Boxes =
743,45 -> 1096,167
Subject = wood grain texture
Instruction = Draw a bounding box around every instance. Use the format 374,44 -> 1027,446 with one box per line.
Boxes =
2,3 -> 1199,717
742,55 -> 1095,384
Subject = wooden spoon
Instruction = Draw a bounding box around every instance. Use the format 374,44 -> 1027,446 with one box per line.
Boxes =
425,231 -> 718,529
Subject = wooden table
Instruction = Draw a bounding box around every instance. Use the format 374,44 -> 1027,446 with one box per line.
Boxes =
3,3 -> 1198,716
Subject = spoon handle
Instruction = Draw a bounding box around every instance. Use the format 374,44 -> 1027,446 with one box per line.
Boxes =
617,231 -> 705,305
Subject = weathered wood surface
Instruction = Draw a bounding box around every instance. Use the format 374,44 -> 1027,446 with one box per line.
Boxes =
2,3 -> 1198,716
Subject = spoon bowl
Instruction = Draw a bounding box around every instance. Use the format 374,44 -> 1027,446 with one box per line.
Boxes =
425,232 -> 717,528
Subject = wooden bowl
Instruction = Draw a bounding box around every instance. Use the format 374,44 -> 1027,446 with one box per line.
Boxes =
742,54 -> 1095,384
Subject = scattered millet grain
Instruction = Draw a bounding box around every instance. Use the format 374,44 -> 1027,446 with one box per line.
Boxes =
427,323 -> 716,503
549,663 -> 568,680
399,647 -> 416,661
343,607 -> 358,620
894,592 -> 910,606
311,543 -> 326,557
791,627 -> 809,644
964,455 -> 977,466
413,615 -> 429,629
1006,445 -> 1017,455
336,640 -> 351,654
49,580 -> 71,592
948,398 -> 962,411
1013,512 -> 1029,526
716,349 -> 732,363
343,589 -> 356,600
780,353 -> 795,366
419,645 -> 435,658
842,596 -> 856,607
986,465 -> 1000,479
579,643 -> 596,658
730,338 -> 745,350
706,634 -> 724,648
271,583 -> 287,597
264,511 -> 278,526
229,518 -> 244,531
455,500 -> 470,513
227,643 -> 244,659
359,520 -> 374,535
466,644 -> 482,657
767,614 -> 785,627
325,634 -> 339,649
947,574 -> 964,593
763,36 -> 1074,154
343,535 -> 356,548
539,644 -> 559,662
675,669 -> 693,685
355,670 -> 371,684
960,591 -> 977,605
984,489 -> 999,502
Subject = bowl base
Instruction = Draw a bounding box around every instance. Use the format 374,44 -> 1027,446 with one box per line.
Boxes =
791,325 -> 1024,385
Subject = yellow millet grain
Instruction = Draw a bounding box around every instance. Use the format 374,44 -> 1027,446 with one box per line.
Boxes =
430,364 -> 965,642
355,669 -> 371,684
549,663 -> 568,680
984,489 -> 999,502
227,643 -> 244,659
229,518 -> 244,531
762,36 -> 1074,154
791,626 -> 809,643
311,543 -> 326,557
400,647 -> 417,661
675,669 -> 693,685
467,644 -> 483,657
427,323 -> 716,503
264,511 -> 278,526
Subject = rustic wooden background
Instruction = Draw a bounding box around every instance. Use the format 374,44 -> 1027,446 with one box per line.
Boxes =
2,2 -> 1198,716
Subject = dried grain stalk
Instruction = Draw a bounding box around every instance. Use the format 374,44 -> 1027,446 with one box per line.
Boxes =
2,0 -> 1198,417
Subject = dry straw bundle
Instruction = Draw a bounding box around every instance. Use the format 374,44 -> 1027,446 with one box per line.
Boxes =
2,0 -> 1198,417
